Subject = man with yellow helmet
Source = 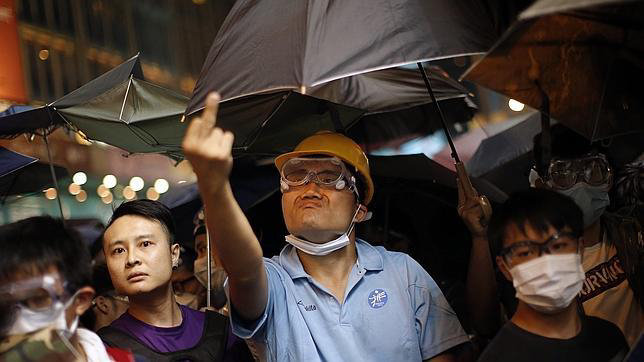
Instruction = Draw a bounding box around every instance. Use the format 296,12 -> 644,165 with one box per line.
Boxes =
182,93 -> 468,361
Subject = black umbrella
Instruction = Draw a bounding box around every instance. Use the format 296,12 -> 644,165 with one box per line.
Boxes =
461,0 -> 644,141
466,112 -> 543,195
0,147 -> 68,203
186,0 -> 503,155
160,160 -> 279,249
308,67 -> 477,150
371,154 -> 508,205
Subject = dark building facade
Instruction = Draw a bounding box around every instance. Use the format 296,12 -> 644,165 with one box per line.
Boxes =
15,0 -> 234,103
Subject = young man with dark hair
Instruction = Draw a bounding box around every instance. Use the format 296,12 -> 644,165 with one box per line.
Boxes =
182,94 -> 468,361
478,189 -> 628,362
464,124 -> 643,345
98,199 -> 231,361
0,216 -> 111,361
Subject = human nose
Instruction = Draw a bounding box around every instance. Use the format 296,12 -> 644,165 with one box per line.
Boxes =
125,248 -> 141,268
301,179 -> 323,197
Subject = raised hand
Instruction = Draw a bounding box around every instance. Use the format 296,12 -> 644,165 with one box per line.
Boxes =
457,176 -> 491,239
182,92 -> 235,196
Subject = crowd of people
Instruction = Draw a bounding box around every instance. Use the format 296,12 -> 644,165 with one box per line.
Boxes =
0,93 -> 641,361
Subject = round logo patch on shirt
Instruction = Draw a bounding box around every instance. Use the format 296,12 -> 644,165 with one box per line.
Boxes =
367,289 -> 388,309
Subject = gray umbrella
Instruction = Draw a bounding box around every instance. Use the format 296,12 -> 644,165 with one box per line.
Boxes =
190,0 -> 497,105
1,54 -> 189,161
186,0 -> 502,155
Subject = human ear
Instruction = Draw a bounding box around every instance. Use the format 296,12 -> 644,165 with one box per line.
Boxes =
355,205 -> 369,223
94,295 -> 111,315
72,286 -> 95,316
171,243 -> 181,267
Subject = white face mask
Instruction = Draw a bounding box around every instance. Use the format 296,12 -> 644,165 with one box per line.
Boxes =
509,253 -> 585,314
285,206 -> 360,256
556,184 -> 610,227
8,291 -> 79,338
193,257 -> 227,293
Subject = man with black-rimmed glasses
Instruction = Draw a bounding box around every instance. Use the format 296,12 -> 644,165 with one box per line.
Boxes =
477,189 -> 628,362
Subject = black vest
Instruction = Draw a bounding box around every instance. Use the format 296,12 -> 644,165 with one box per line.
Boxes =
98,310 -> 228,362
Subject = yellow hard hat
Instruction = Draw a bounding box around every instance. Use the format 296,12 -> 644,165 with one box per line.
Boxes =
275,132 -> 374,205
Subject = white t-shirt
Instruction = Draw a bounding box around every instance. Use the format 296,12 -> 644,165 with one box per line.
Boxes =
76,328 -> 112,362
580,241 -> 643,346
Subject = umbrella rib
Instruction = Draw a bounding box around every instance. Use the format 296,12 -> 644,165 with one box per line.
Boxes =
128,123 -> 163,147
309,54 -> 484,88
119,76 -> 134,122
239,93 -> 290,151
186,86 -> 299,117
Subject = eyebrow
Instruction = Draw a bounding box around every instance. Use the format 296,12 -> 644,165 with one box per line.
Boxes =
108,234 -> 156,247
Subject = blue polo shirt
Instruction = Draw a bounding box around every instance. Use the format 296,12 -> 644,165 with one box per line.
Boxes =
230,239 -> 468,361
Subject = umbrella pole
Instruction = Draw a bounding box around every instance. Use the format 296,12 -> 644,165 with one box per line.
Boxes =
417,63 -> 492,220
206,224 -> 212,308
43,134 -> 65,220
416,62 -> 461,163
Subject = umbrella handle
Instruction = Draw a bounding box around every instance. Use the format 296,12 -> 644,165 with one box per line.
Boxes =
455,162 -> 492,223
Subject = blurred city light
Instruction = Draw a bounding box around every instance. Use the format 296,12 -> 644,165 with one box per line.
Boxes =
146,187 -> 160,201
75,190 -> 87,202
154,179 -> 169,194
68,183 -> 81,195
73,172 -> 87,185
103,174 -> 117,189
101,191 -> 114,204
508,99 -> 525,112
44,188 -> 57,200
38,49 -> 49,60
123,186 -> 136,200
97,184 -> 110,197
129,177 -> 144,192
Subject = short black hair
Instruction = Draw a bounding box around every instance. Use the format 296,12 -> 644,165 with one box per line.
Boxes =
0,216 -> 92,293
106,200 -> 176,244
533,124 -> 610,176
91,264 -> 116,297
488,189 -> 584,256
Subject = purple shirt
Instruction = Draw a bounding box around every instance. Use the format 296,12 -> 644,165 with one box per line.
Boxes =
110,304 -> 205,353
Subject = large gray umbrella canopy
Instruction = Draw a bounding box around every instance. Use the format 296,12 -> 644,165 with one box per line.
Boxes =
0,55 -> 143,138
0,54 -> 189,160
60,77 -> 189,161
462,0 -> 644,141
187,0 -> 498,115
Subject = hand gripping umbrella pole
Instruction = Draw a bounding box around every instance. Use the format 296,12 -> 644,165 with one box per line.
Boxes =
416,63 -> 492,221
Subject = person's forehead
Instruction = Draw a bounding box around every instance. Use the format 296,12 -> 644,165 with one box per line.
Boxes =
502,222 -> 555,246
104,215 -> 168,243
1,265 -> 63,290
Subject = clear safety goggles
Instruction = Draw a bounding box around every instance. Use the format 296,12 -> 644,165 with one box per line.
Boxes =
546,154 -> 612,190
0,274 -> 69,312
280,157 -> 355,191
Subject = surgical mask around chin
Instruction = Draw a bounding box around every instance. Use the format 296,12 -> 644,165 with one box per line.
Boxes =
556,183 -> 609,227
194,257 -> 227,292
509,253 -> 585,314
8,291 -> 80,338
285,206 -> 360,256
